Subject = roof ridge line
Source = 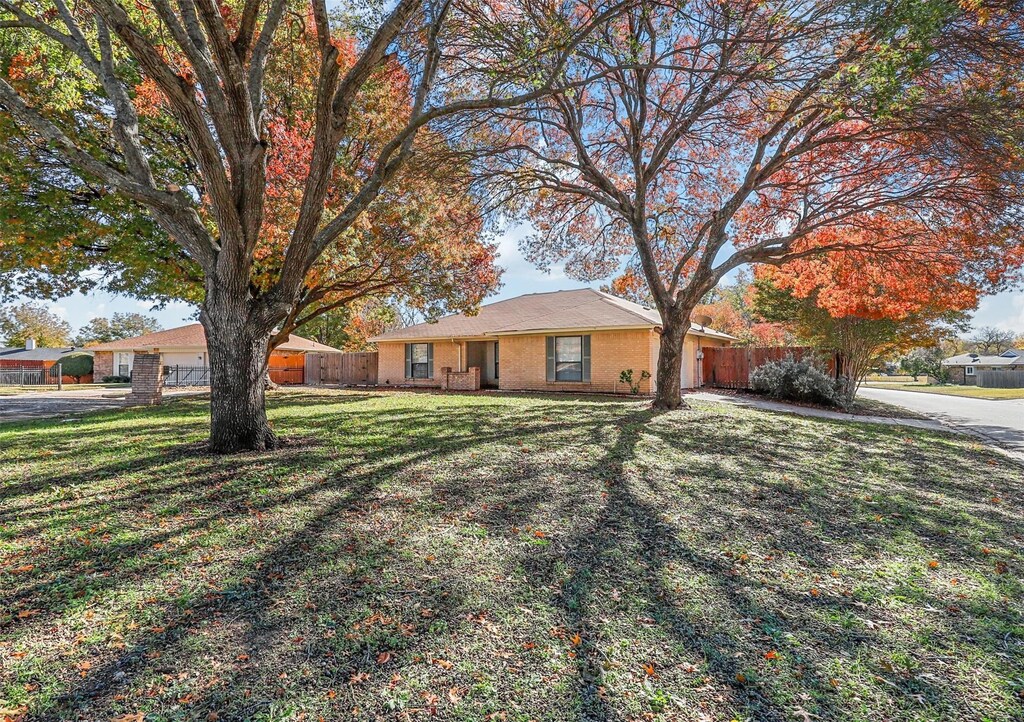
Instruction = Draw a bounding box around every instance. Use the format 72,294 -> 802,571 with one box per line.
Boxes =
591,289 -> 662,326
487,291 -> 618,332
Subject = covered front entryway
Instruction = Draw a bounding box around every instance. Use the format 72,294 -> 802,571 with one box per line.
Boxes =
466,340 -> 499,388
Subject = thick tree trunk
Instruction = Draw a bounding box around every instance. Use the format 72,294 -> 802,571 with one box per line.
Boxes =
653,317 -> 691,410
202,309 -> 278,453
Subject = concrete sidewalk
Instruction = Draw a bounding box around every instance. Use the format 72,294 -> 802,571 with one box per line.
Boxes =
688,391 -> 949,432
689,391 -> 1024,465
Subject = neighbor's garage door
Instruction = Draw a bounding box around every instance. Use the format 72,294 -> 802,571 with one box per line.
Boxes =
162,351 -> 209,386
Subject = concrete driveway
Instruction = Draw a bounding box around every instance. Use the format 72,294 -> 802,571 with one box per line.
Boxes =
857,386 -> 1024,452
0,388 -> 129,423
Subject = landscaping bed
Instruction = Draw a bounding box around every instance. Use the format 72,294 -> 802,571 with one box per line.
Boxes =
1,390 -> 1021,721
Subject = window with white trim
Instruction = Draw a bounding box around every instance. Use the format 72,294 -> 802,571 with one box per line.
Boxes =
965,366 -> 975,376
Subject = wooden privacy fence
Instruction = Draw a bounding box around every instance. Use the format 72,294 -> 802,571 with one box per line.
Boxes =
701,347 -> 840,389
305,352 -> 378,386
977,370 -> 1024,388
269,352 -> 305,385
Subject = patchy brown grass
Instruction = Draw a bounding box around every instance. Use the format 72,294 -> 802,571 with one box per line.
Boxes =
1,389 -> 1021,721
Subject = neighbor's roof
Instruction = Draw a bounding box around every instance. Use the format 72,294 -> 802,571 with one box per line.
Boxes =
943,349 -> 1024,367
370,288 -> 736,342
0,346 -> 90,361
87,324 -> 342,354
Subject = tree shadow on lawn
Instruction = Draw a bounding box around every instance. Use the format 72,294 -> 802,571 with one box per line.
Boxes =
1,391 -> 1021,721
2,393 -> 643,719
479,406 -> 1022,721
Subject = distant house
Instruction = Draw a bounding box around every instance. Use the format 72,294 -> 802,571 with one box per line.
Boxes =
370,288 -> 735,394
88,324 -> 342,386
942,349 -> 1023,385
0,339 -> 93,383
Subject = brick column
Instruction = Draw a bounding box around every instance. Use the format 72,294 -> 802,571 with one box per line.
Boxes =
439,367 -> 452,390
125,353 -> 164,406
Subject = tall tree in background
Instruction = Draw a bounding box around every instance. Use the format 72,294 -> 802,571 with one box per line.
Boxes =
970,326 -> 1017,354
74,313 -> 162,345
0,301 -> 71,346
483,0 -> 1024,408
0,0 -> 626,451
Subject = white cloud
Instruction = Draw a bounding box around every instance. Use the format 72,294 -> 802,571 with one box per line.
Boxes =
973,291 -> 1024,333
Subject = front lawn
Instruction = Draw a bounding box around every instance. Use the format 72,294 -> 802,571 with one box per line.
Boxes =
862,382 -> 1024,400
1,390 -> 1021,721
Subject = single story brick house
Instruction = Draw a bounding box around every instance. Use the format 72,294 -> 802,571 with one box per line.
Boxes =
89,324 -> 341,385
370,288 -> 735,394
942,349 -> 1023,385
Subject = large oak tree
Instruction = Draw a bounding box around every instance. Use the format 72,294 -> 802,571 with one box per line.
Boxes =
483,0 -> 1024,408
0,0 -> 628,451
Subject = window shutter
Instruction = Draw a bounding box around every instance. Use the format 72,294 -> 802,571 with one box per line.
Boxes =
427,343 -> 434,379
405,344 -> 412,378
582,335 -> 591,382
546,336 -> 555,382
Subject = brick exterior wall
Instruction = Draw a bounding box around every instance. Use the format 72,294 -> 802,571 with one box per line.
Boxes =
93,351 -> 114,379
377,340 -> 462,387
948,366 -> 966,385
377,330 -> 656,393
441,366 -> 481,391
125,353 -> 164,405
498,329 -> 655,394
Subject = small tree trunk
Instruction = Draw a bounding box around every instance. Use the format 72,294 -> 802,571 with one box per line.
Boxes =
653,316 -> 691,410
202,311 -> 278,453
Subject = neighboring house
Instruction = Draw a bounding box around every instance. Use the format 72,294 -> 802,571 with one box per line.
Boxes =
88,324 -> 342,385
370,288 -> 735,394
942,349 -> 1023,385
0,340 -> 93,382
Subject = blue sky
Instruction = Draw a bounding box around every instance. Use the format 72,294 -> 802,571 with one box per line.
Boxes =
33,223 -> 1024,336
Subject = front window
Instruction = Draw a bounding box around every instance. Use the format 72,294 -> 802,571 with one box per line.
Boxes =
555,336 -> 583,381
410,343 -> 430,379
966,366 -> 975,376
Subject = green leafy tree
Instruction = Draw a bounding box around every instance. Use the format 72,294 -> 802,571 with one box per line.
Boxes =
0,0 -> 616,452
0,301 -> 71,347
75,313 -> 162,345
900,347 -> 948,382
58,351 -> 94,382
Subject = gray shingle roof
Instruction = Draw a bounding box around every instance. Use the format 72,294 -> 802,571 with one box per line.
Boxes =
370,288 -> 736,342
0,346 -> 90,361
86,324 -> 342,353
943,349 -> 1023,367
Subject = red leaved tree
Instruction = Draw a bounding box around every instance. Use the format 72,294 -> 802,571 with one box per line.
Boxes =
0,0 -> 630,450
481,0 -> 1024,408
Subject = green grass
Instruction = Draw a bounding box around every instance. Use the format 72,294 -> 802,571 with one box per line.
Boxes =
863,382 -> 1024,400
1,389 -> 1021,721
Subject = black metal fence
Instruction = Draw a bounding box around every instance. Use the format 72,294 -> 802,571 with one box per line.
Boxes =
0,365 -> 62,386
163,365 -> 211,387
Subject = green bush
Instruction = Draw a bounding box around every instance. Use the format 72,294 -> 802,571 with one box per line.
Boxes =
101,375 -> 131,383
59,353 -> 93,382
750,355 -> 846,407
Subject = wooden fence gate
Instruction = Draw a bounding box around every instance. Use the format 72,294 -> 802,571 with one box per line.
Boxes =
701,347 -> 840,389
305,352 -> 378,386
